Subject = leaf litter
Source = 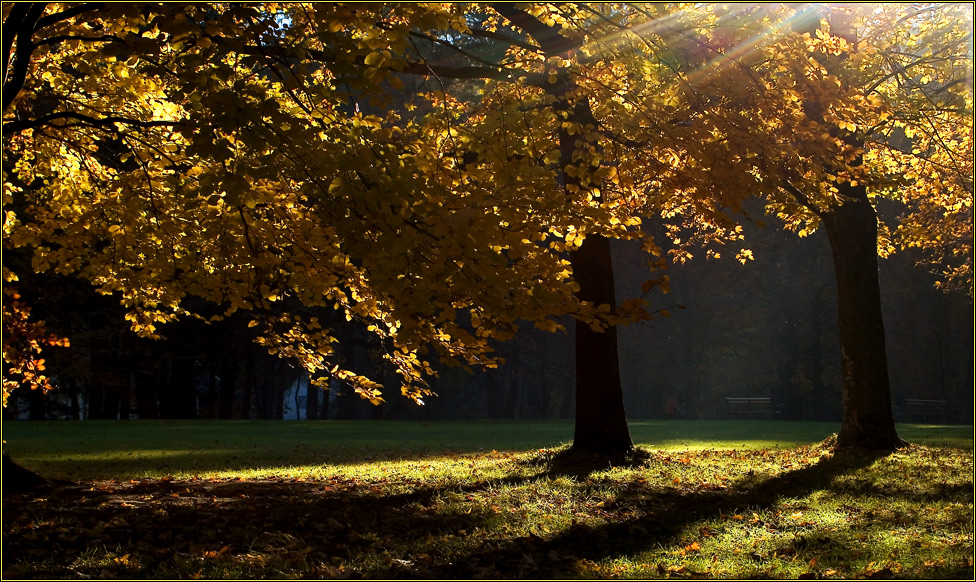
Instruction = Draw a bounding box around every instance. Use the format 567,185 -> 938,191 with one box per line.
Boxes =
2,440 -> 972,579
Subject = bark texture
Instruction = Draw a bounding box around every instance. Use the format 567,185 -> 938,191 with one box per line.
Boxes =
570,235 -> 634,453
493,4 -> 634,453
822,183 -> 902,450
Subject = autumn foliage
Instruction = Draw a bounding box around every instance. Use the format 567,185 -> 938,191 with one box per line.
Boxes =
3,3 -> 972,418
1,279 -> 69,405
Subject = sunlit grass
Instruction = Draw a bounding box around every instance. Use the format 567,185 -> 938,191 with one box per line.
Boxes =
3,420 -> 972,579
4,419 -> 971,480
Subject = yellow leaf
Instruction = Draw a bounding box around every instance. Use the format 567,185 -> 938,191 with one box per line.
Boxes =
364,51 -> 383,67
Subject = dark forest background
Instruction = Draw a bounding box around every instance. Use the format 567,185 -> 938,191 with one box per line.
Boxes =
5,203 -> 972,424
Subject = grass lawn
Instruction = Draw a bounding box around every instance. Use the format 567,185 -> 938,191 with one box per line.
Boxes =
2,420 -> 973,579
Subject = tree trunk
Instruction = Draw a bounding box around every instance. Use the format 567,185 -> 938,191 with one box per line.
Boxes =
437,5 -> 634,451
2,454 -> 50,493
26,385 -> 47,420
241,349 -> 254,419
218,340 -> 238,419
204,359 -> 219,419
134,375 -> 159,419
822,184 -> 902,450
162,354 -> 197,419
557,96 -> 633,452
306,376 -> 318,421
320,382 -> 331,419
570,234 -> 634,453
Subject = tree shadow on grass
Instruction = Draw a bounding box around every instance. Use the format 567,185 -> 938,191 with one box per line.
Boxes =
418,446 -> 895,578
0,449 -> 880,579
3,445 -> 971,579
3,476 -> 508,579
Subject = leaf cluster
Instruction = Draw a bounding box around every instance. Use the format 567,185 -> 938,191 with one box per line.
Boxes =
4,2 -> 970,407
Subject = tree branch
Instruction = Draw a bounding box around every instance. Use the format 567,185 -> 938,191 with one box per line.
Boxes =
398,60 -> 514,80
3,3 -> 33,83
781,181 -> 824,218
32,33 -> 123,48
402,28 -> 506,70
3,111 -> 182,136
3,3 -> 108,114
468,26 -> 542,53
33,2 -> 104,31
2,3 -> 47,114
208,34 -> 523,82
490,4 -> 579,56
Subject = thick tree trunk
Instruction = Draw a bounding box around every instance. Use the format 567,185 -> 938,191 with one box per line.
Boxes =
554,104 -> 633,453
487,4 -> 634,453
571,234 -> 634,453
822,184 -> 902,450
556,98 -> 633,453
3,454 -> 50,493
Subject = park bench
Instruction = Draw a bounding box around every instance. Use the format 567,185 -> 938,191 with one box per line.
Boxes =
726,397 -> 773,419
903,399 -> 948,423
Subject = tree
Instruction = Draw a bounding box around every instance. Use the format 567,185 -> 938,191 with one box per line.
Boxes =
760,3 -> 969,448
7,3 -> 966,456
582,3 -> 971,449
4,3 -> 662,455
466,4 -> 641,452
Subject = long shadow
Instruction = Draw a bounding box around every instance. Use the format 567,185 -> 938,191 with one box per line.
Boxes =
3,476 -> 505,578
420,447 -> 894,578
4,446 -> 969,579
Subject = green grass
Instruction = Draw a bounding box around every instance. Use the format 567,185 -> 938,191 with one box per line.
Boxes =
3,419 -> 971,480
2,420 -> 973,579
